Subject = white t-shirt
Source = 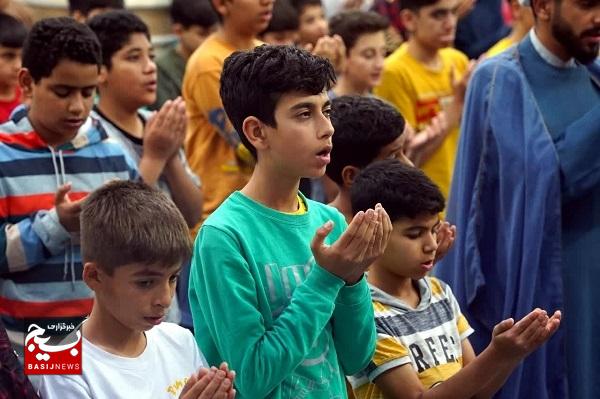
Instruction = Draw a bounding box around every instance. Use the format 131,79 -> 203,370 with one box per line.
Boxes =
39,322 -> 207,399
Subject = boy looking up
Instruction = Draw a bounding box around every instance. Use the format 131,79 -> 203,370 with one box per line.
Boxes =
151,0 -> 218,110
373,0 -> 474,199
39,181 -> 235,399
290,0 -> 328,47
68,0 -> 124,22
189,45 -> 392,398
182,0 -> 273,229
349,159 -> 561,399
0,17 -> 137,351
260,0 -> 299,46
328,11 -> 388,97
0,13 -> 27,122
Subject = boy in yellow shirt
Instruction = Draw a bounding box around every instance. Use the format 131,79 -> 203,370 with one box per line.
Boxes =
182,0 -> 273,229
374,0 -> 473,199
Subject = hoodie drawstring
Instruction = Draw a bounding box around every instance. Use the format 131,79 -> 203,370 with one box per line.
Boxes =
49,147 -> 76,288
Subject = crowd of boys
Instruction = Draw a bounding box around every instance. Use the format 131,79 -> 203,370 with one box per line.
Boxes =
0,0 -> 597,398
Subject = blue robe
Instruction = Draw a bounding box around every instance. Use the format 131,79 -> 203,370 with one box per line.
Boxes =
435,36 -> 600,399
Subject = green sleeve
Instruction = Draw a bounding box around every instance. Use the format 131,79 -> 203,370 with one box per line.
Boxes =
332,277 -> 377,375
193,225 -> 345,398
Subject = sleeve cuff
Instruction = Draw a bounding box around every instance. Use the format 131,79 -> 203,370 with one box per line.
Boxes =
367,357 -> 413,382
31,208 -> 71,255
305,263 -> 345,301
336,275 -> 370,306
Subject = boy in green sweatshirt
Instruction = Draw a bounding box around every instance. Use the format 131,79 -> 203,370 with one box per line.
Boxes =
188,44 -> 392,398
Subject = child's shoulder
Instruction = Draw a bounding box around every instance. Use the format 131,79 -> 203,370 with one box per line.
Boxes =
425,276 -> 451,298
439,47 -> 469,66
147,322 -> 197,353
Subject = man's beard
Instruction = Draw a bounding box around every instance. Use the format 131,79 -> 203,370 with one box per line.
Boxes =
551,12 -> 600,65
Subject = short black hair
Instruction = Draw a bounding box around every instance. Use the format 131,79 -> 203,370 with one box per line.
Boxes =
68,0 -> 125,16
220,44 -> 336,158
351,160 -> 445,222
263,0 -> 299,34
22,17 -> 102,83
329,11 -> 389,52
0,13 -> 28,48
401,0 -> 440,11
170,0 -> 218,28
326,95 -> 405,186
290,0 -> 322,14
87,10 -> 150,69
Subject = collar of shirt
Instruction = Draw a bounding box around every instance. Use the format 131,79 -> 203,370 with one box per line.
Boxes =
530,29 -> 577,68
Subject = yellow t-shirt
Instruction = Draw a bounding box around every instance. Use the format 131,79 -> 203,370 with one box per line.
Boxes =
486,36 -> 516,57
183,34 -> 261,233
373,44 -> 468,198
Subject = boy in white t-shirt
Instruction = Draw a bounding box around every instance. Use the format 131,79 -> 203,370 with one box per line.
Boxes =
39,181 -> 235,399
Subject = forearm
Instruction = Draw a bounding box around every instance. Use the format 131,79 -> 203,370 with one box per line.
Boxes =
333,277 -> 377,374
138,155 -> 166,186
472,358 -> 519,399
163,157 -> 203,227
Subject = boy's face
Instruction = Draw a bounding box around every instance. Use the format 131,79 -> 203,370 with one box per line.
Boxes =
22,59 -> 98,146
100,32 -> 157,108
262,30 -> 299,46
0,46 -> 22,91
175,23 -> 217,56
374,126 -> 412,166
404,0 -> 459,50
297,4 -> 328,46
377,212 -> 440,280
216,0 -> 275,37
91,262 -> 181,332
344,31 -> 386,92
260,90 -> 333,179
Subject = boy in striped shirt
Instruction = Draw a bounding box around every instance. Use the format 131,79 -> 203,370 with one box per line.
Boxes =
349,160 -> 561,399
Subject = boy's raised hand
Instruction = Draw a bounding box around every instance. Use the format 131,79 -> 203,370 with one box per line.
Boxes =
55,183 -> 85,232
434,221 -> 456,262
180,363 -> 236,399
489,309 -> 562,361
311,203 -> 392,284
143,97 -> 187,164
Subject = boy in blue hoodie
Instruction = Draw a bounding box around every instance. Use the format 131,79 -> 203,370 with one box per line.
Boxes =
0,17 -> 137,353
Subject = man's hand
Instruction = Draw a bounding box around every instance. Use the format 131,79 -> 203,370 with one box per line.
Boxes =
55,183 -> 84,232
180,363 -> 236,399
143,97 -> 187,164
489,309 -> 562,361
311,204 -> 392,283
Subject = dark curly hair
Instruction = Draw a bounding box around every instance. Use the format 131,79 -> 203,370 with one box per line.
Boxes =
220,44 -> 336,158
87,10 -> 150,69
329,10 -> 389,53
68,0 -> 124,16
351,159 -> 445,222
22,17 -> 102,83
170,0 -> 218,29
326,95 -> 405,185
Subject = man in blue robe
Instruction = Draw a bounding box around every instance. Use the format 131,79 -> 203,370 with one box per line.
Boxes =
435,0 -> 600,397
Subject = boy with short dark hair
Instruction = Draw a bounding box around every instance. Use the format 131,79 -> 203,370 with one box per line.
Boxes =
328,10 -> 389,97
88,10 -> 203,328
68,0 -> 124,22
349,159 -> 561,399
0,17 -> 138,351
374,0 -> 474,199
290,0 -> 328,47
150,0 -> 218,110
39,180 -> 235,399
260,0 -> 299,46
182,0 -> 273,230
0,13 -> 27,122
327,95 -> 411,221
189,44 -> 392,398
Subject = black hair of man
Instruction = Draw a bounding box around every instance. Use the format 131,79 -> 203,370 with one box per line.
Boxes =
22,17 -> 101,83
351,159 -> 445,222
326,95 -> 405,186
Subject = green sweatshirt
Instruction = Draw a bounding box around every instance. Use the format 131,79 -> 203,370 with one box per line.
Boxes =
189,191 -> 376,398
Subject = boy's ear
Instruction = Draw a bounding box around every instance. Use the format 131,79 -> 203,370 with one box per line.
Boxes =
98,65 -> 109,85
242,116 -> 268,151
82,262 -> 104,290
400,9 -> 417,33
18,68 -> 34,98
341,165 -> 360,189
